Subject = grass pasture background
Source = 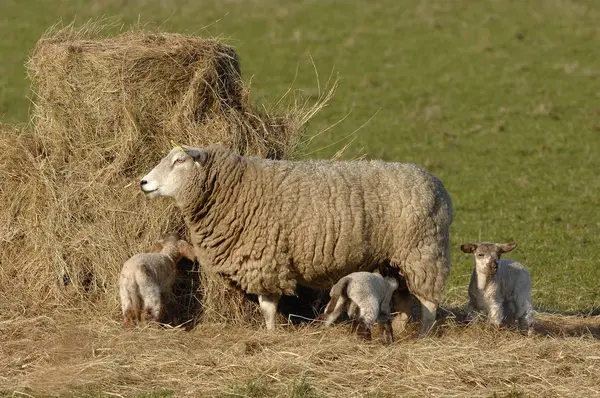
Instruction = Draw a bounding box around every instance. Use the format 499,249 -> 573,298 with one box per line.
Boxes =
0,0 -> 599,397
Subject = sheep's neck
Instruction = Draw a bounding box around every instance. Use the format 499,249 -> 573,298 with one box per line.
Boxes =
181,154 -> 247,265
161,245 -> 181,264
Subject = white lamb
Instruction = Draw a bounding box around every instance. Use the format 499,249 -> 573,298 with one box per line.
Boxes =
460,241 -> 534,335
119,232 -> 196,327
322,271 -> 399,344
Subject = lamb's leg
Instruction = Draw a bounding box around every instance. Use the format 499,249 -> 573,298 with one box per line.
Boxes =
355,302 -> 377,341
517,301 -> 535,336
466,300 -> 477,323
139,284 -> 163,324
258,294 -> 280,330
392,289 -> 412,332
504,301 -> 516,326
356,322 -> 372,341
377,312 -> 394,345
323,296 -> 349,327
488,302 -> 504,327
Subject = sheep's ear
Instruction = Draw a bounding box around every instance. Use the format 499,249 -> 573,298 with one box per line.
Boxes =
184,148 -> 207,165
499,242 -> 518,253
460,243 -> 477,253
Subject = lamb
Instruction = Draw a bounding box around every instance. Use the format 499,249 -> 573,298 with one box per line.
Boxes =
460,241 -> 534,335
140,145 -> 454,336
119,232 -> 197,327
322,271 -> 399,344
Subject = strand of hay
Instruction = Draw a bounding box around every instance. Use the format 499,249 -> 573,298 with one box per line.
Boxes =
0,21 -> 334,325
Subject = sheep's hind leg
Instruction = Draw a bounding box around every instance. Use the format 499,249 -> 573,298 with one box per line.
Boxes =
258,294 -> 280,330
518,302 -> 535,336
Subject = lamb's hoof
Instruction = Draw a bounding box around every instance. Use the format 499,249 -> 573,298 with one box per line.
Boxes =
356,324 -> 372,341
382,331 -> 394,345
526,326 -> 534,337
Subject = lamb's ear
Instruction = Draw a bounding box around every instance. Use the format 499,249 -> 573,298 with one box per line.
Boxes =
499,242 -> 518,253
146,241 -> 163,253
178,241 -> 197,262
460,243 -> 477,253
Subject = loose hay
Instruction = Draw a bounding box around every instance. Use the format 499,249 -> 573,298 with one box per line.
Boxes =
0,311 -> 598,397
0,21 -> 334,324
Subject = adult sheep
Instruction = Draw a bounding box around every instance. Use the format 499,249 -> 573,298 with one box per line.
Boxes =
140,145 -> 453,336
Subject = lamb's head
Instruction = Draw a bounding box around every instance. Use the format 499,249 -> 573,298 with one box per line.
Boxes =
155,232 -> 197,263
140,146 -> 208,201
461,241 -> 518,276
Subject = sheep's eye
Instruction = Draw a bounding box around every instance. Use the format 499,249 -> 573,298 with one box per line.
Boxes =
477,253 -> 484,257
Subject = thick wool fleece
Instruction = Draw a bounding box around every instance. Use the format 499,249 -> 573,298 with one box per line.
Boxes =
177,146 -> 453,305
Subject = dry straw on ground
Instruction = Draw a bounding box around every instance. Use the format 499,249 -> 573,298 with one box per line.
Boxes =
0,311 -> 598,397
0,21 -> 334,325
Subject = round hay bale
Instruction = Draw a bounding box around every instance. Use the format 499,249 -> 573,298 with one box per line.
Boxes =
0,22 -> 332,325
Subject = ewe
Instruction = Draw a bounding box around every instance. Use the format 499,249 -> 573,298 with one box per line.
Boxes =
461,241 -> 534,335
140,145 -> 453,336
119,232 -> 196,327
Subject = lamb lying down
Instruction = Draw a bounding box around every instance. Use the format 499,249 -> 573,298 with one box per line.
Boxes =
119,232 -> 196,327
461,241 -> 534,336
322,271 -> 399,344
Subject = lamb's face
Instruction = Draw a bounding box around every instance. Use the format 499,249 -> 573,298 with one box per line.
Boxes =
140,146 -> 207,200
460,242 -> 518,277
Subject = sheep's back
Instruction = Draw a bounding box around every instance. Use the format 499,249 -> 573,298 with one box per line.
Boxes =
497,259 -> 531,298
195,150 -> 452,294
254,159 -> 450,285
121,253 -> 177,289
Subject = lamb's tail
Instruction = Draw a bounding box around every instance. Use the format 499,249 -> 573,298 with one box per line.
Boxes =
325,277 -> 351,314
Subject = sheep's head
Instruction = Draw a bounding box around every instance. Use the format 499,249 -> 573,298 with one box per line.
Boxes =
460,241 -> 518,276
140,146 -> 208,201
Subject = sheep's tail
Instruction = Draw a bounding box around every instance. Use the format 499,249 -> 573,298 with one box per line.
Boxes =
325,277 -> 350,314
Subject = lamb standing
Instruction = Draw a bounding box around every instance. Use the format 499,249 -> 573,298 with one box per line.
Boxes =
140,145 -> 453,336
119,232 -> 197,327
322,271 -> 399,344
460,241 -> 534,335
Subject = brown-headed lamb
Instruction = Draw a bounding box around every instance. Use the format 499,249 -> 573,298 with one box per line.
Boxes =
461,241 -> 534,335
140,145 -> 453,336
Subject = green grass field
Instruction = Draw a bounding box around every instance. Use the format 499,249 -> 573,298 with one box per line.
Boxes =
2,0 -> 597,311
1,0 -> 599,396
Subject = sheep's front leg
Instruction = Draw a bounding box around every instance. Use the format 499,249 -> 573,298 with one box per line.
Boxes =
488,302 -> 504,327
465,300 -> 478,324
419,299 -> 438,337
258,294 -> 280,330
